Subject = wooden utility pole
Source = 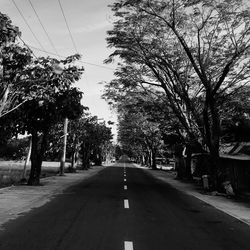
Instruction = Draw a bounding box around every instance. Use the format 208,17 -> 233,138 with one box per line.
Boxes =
60,118 -> 68,175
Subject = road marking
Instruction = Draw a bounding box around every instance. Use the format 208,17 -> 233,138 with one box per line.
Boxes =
124,185 -> 127,190
124,241 -> 133,250
124,178 -> 126,182
124,199 -> 129,209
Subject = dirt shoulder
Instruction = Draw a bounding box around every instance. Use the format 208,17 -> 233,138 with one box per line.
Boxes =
0,166 -> 105,229
135,165 -> 250,226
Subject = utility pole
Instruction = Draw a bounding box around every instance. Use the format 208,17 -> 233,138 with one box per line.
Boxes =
60,117 -> 68,176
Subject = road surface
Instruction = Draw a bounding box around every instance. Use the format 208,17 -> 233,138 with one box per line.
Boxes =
0,163 -> 250,250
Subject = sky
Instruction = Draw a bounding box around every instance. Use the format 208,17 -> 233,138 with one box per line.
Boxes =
0,0 -> 118,139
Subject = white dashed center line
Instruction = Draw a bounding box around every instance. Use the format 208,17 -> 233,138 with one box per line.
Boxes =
122,167 -> 133,249
124,241 -> 134,250
124,199 -> 129,209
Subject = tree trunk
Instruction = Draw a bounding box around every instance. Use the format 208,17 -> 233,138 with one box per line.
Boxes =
184,145 -> 192,179
93,147 -> 102,166
151,149 -> 157,170
147,149 -> 152,167
28,129 -> 49,186
81,143 -> 91,170
203,93 -> 221,190
71,150 -> 76,169
141,154 -> 145,165
28,130 -> 41,185
0,86 -> 9,115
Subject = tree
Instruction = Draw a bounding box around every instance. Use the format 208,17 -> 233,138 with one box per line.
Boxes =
79,116 -> 113,169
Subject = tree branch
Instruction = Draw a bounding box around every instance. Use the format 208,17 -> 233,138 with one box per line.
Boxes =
0,100 -> 27,118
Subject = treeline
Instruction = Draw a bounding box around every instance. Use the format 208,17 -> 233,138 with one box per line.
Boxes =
0,12 -> 113,185
103,0 -> 250,190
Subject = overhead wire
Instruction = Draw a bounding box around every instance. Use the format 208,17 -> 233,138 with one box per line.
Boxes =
18,36 -> 38,59
11,1 -> 115,71
27,0 -> 59,57
28,45 -> 115,70
8,1 -> 115,119
57,0 -> 92,89
11,0 -> 46,53
57,0 -> 78,54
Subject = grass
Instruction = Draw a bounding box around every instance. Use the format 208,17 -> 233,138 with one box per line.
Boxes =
0,161 -> 71,187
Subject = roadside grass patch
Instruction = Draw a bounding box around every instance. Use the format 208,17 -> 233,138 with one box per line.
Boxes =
0,161 -> 70,188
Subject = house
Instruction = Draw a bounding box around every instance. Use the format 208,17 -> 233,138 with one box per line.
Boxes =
191,142 -> 250,194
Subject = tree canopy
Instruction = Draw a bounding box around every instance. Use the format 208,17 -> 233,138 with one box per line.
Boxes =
0,12 -> 33,116
104,0 -> 250,186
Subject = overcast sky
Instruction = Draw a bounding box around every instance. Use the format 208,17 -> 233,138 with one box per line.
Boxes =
0,0 -> 117,138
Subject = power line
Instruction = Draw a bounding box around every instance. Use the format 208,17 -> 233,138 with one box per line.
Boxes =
11,0 -> 46,53
28,45 -> 115,70
11,1 -> 114,71
18,36 -> 38,58
28,0 -> 59,57
57,0 -> 78,54
29,45 -> 64,58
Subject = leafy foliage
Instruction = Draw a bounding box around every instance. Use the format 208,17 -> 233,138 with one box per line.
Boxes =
80,116 -> 113,168
0,12 -> 33,115
105,0 -> 250,161
1,55 -> 84,135
221,86 -> 250,142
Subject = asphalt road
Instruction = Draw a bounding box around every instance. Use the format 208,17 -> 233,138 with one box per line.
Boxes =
0,163 -> 250,250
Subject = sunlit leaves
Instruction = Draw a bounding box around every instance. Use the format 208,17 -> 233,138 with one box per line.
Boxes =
0,12 -> 33,116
